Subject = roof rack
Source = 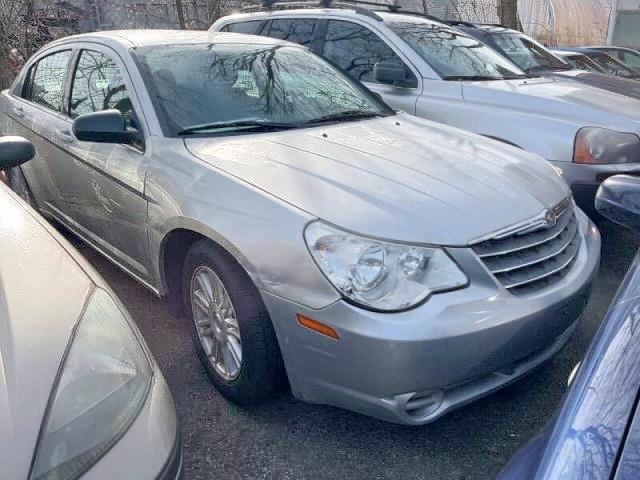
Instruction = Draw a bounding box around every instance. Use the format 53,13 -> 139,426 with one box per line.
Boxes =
241,0 -> 445,22
446,20 -> 477,28
242,0 -> 382,19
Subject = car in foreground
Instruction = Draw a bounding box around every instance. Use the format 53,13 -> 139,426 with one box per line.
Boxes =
211,7 -> 640,207
1,30 -> 600,425
0,137 -> 182,480
499,174 -> 640,480
558,46 -> 640,80
587,46 -> 640,71
452,22 -> 640,101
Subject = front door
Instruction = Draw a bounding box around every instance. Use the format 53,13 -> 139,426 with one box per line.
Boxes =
54,46 -> 152,283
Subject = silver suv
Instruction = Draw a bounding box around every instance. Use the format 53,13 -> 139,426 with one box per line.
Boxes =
1,30 -> 599,425
212,6 -> 640,207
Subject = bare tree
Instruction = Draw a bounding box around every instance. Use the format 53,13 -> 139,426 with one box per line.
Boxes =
0,0 -> 27,88
498,0 -> 518,29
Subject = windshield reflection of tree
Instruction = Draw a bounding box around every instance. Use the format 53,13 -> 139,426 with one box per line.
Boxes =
390,23 -> 522,79
143,45 -> 371,132
549,299 -> 640,479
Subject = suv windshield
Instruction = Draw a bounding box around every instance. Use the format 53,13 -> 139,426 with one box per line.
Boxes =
491,32 -> 571,73
387,21 -> 527,80
133,44 -> 393,136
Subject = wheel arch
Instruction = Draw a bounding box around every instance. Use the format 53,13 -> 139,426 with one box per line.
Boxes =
157,219 -> 258,316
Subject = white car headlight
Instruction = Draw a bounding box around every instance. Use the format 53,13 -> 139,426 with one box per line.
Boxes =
304,221 -> 468,311
30,289 -> 152,480
574,127 -> 640,164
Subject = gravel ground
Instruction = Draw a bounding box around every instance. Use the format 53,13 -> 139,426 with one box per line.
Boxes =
71,218 -> 639,480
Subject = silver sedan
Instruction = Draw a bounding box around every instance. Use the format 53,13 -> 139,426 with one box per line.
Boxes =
0,137 -> 181,480
1,31 -> 600,425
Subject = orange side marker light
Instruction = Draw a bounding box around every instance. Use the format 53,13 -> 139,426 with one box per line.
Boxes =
297,314 -> 340,340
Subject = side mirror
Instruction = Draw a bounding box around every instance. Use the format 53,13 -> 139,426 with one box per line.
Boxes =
595,175 -> 640,232
72,109 -> 138,144
0,136 -> 35,170
374,61 -> 407,85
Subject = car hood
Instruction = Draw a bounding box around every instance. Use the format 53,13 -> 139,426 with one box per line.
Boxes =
552,70 -> 640,101
0,187 -> 92,479
185,114 -> 569,245
462,76 -> 640,129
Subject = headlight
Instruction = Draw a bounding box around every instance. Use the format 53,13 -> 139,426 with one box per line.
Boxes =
574,127 -> 640,164
30,289 -> 152,480
304,221 -> 468,311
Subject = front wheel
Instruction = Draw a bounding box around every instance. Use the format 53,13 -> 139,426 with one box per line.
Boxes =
182,239 -> 287,405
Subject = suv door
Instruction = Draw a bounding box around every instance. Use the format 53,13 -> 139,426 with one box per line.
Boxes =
262,18 -> 318,49
318,19 -> 420,114
1,49 -> 74,212
59,46 -> 152,283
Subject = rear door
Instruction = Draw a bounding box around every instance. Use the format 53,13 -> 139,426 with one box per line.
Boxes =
316,19 -> 421,114
0,48 -> 75,212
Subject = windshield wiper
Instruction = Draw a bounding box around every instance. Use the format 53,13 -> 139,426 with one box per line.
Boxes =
179,119 -> 301,135
442,75 -> 503,81
303,111 -> 386,125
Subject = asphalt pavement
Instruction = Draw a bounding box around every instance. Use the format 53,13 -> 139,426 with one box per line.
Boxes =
72,218 -> 640,480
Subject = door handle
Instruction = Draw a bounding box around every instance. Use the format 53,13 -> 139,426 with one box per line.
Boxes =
13,106 -> 24,118
56,129 -> 74,144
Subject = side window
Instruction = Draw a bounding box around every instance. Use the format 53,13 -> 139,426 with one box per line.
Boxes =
266,18 -> 316,46
29,50 -> 72,111
322,20 -> 414,85
622,51 -> 640,69
222,21 -> 263,34
70,50 -> 134,126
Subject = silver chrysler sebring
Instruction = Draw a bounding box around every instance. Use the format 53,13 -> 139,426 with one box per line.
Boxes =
0,31 -> 600,425
0,137 -> 181,479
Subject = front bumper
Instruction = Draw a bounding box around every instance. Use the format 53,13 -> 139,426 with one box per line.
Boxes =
263,213 -> 601,425
549,160 -> 640,209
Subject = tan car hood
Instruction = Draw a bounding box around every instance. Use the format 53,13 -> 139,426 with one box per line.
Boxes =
0,187 -> 92,479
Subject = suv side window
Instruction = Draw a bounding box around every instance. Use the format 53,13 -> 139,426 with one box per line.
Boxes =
29,50 -> 72,111
221,21 -> 263,34
70,50 -> 134,126
266,18 -> 316,46
322,20 -> 414,85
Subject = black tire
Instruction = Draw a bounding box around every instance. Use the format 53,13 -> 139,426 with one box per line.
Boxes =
8,167 -> 36,209
182,239 -> 287,405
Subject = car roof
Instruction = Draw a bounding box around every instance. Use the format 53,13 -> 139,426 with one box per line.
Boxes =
551,49 -> 583,57
46,29 -> 292,49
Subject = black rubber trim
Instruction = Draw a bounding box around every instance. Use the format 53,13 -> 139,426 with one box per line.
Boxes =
157,424 -> 183,480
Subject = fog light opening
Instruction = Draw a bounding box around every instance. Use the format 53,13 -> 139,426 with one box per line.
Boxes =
402,390 -> 444,419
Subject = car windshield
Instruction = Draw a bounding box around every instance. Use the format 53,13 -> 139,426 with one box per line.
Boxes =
387,21 -> 527,80
491,33 -> 572,73
591,52 -> 640,78
133,44 -> 393,136
566,54 -> 606,73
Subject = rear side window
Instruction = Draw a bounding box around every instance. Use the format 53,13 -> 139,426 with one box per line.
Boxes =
266,18 -> 316,46
221,21 -> 263,34
322,20 -> 409,84
70,50 -> 134,125
29,50 -> 71,111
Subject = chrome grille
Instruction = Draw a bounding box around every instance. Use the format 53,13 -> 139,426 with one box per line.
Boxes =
472,198 -> 582,296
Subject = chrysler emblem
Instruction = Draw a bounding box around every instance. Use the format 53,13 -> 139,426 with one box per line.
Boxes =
545,209 -> 557,226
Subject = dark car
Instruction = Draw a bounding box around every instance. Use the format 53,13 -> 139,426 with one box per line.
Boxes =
587,46 -> 640,72
455,23 -> 640,100
550,49 -> 609,74
499,174 -> 640,480
559,46 -> 640,80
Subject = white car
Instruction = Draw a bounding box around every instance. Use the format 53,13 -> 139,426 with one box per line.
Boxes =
211,5 -> 640,208
0,137 -> 181,480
